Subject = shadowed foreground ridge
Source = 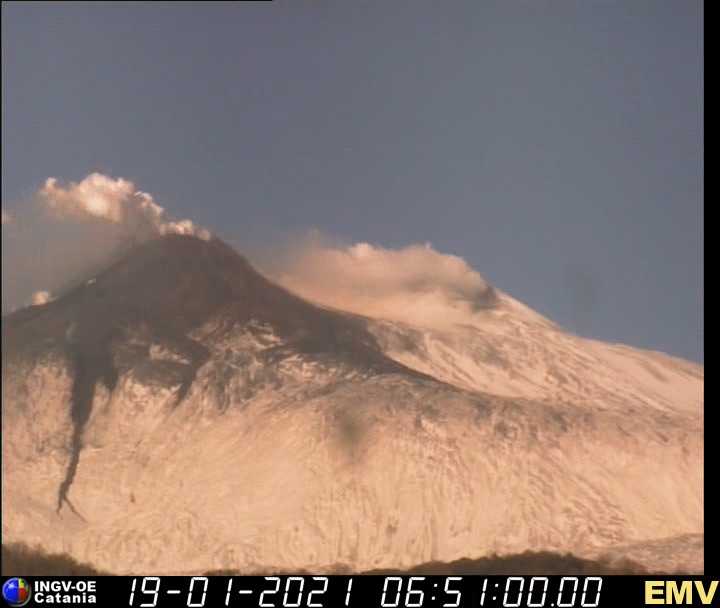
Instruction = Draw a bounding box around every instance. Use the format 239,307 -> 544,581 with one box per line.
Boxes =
361,552 -> 650,575
3,544 -> 651,576
2,544 -> 111,576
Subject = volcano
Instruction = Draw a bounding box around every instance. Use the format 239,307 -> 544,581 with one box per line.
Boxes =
2,235 -> 703,574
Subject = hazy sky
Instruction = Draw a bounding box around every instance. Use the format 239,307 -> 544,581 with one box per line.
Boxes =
2,1 -> 703,362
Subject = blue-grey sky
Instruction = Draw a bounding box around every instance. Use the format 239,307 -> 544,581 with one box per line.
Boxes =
2,1 -> 703,362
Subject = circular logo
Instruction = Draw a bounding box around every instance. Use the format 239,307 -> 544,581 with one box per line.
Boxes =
2,578 -> 31,607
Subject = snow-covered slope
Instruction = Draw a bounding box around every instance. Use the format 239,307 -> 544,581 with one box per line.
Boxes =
1,235 -> 703,574
370,292 -> 702,415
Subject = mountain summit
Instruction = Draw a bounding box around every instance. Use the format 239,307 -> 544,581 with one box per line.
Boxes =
2,235 -> 703,574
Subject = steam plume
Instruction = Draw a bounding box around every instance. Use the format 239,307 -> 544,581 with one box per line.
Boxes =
40,173 -> 210,240
260,231 -> 498,328
2,172 -> 210,313
31,291 -> 53,306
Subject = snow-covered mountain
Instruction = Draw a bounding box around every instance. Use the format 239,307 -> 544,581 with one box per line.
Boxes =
1,235 -> 703,574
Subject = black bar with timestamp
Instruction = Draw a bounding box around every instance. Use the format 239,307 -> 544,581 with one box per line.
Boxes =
2,575 -> 717,607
